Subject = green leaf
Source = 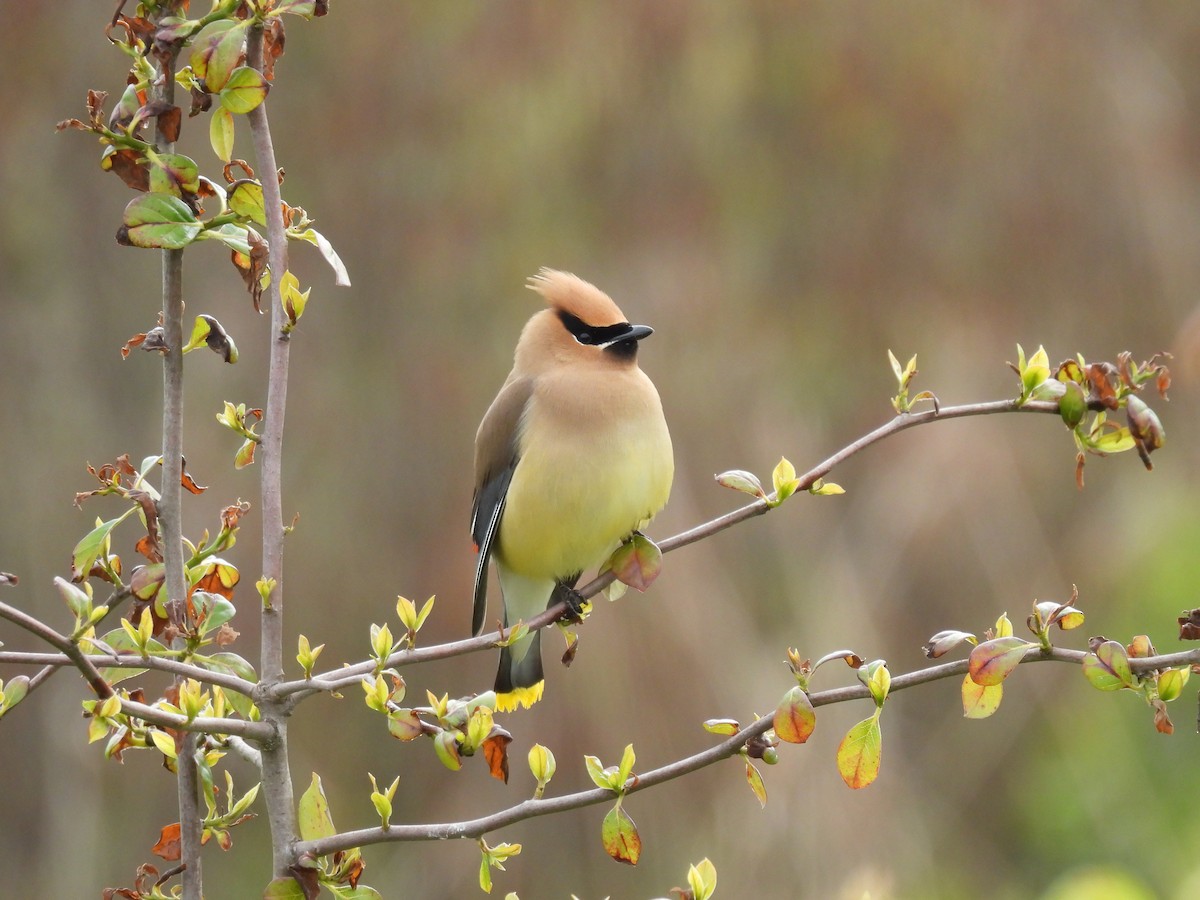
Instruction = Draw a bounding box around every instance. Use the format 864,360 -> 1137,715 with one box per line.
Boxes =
229,179 -> 268,227
616,743 -> 636,787
199,651 -> 258,683
702,718 -> 741,737
120,193 -> 202,250
961,673 -> 1003,719
527,743 -> 556,787
210,106 -> 235,163
220,66 -> 269,115
771,456 -> 801,504
73,509 -> 135,581
601,802 -> 642,865
687,858 -> 718,900
198,222 -> 253,255
433,730 -> 462,771
1082,640 -> 1136,691
327,884 -> 383,899
297,773 -> 336,842
1058,379 -> 1087,428
836,716 -> 882,789
1,675 -> 30,716
1092,426 -> 1135,454
967,636 -> 1032,686
95,625 -> 166,685
1157,666 -> 1189,702
262,877 -> 307,899
584,755 -> 613,791
148,152 -> 200,197
55,575 -> 92,620
273,0 -> 323,17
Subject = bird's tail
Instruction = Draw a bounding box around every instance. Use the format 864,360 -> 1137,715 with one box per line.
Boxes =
495,629 -> 544,712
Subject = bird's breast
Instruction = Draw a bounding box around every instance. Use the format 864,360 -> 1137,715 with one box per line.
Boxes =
496,375 -> 673,581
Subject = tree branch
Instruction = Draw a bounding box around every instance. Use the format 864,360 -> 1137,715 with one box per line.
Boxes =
293,643 -> 1198,857
0,650 -> 258,698
271,398 -> 1074,700
245,20 -> 301,880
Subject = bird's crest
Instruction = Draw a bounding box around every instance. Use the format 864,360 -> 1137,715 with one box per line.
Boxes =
527,268 -> 627,327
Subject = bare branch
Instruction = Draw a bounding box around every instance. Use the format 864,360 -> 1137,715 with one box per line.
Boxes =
0,650 -> 258,697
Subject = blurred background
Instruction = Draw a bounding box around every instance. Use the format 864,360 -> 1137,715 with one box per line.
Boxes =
2,2 -> 1199,897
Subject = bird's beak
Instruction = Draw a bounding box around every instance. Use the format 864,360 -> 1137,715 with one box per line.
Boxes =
624,324 -> 654,342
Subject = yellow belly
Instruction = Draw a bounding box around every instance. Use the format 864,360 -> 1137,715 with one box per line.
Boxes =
497,418 -> 672,580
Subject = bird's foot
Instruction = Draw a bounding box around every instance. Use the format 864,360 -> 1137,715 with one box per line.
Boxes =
556,585 -> 589,624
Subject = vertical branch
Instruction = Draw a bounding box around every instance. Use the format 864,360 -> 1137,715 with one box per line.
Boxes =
149,30 -> 204,900
246,20 -> 299,879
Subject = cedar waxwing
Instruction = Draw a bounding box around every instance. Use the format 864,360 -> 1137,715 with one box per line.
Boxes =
471,269 -> 674,712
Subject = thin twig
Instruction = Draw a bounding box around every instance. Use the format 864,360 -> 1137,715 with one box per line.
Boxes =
294,643 -> 1199,856
0,650 -> 258,697
272,399 -> 1070,700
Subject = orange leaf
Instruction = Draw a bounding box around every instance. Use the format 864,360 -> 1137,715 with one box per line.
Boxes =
151,822 -> 181,861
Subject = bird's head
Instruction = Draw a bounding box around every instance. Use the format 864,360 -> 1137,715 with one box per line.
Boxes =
515,268 -> 654,373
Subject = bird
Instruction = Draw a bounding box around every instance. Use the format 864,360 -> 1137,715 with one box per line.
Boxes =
471,269 -> 674,712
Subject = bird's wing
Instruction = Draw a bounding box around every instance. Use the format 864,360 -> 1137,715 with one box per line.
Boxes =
471,376 -> 534,636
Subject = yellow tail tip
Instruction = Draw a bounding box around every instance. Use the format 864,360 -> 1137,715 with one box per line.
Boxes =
495,681 -> 545,712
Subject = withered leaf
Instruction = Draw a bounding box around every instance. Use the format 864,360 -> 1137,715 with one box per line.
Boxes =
1178,609 -> 1200,641
483,725 -> 513,783
151,822 -> 181,862
106,148 -> 151,192
263,16 -> 286,81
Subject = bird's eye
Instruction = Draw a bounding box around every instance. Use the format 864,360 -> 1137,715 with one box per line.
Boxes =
577,332 -> 591,343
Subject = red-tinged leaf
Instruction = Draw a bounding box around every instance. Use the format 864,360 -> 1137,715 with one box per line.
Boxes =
607,533 -> 663,592
1082,640 -> 1135,691
235,438 -> 258,469
483,727 -> 512,783
961,673 -> 1003,719
601,803 -> 642,865
190,20 -> 246,93
772,686 -> 816,744
118,193 -> 202,249
387,709 -> 423,741
151,822 -> 181,861
836,717 -> 882,789
1126,634 -> 1155,658
968,637 -> 1032,686
745,760 -> 767,808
